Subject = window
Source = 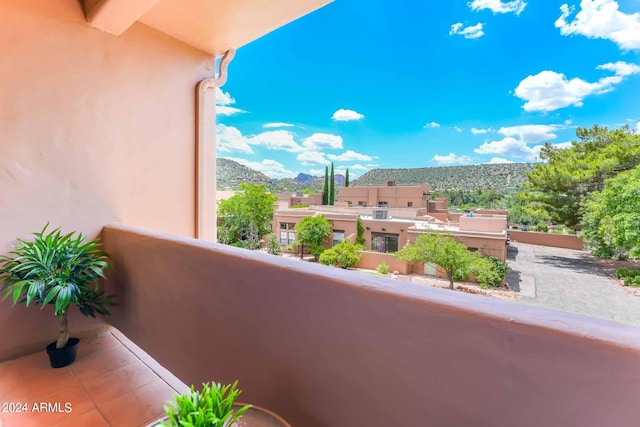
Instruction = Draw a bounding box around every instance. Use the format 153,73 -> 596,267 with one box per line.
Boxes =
280,231 -> 296,246
378,201 -> 388,207
407,202 -> 413,207
333,230 -> 345,247
358,201 -> 367,207
280,222 -> 296,230
371,233 -> 399,253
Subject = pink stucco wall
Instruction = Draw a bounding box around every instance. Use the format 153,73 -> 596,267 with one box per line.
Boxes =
0,0 -> 213,360
509,231 -> 584,250
356,251 -> 409,274
104,224 -> 640,427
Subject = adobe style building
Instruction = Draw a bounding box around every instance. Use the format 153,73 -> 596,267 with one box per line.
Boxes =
273,182 -> 509,262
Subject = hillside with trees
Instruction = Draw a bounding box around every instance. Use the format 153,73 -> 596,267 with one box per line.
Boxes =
353,163 -> 536,191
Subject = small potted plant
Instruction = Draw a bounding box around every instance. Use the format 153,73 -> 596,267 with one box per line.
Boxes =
150,381 -> 252,427
0,224 -> 116,368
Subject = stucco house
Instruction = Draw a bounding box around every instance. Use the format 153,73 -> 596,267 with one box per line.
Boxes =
2,1 -> 640,426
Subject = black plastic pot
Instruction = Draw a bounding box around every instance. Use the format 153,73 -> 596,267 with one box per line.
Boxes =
46,337 -> 80,368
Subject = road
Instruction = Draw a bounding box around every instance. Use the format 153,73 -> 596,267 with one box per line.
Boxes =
506,242 -> 640,326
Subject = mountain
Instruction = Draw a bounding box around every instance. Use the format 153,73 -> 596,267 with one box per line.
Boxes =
293,173 -> 319,184
216,158 -> 277,190
352,163 -> 536,191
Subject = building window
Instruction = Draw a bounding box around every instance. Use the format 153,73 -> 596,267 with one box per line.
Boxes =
333,230 -> 345,247
378,201 -> 388,207
371,233 -> 399,253
280,231 -> 296,246
280,222 -> 296,230
407,202 -> 413,207
358,201 -> 366,207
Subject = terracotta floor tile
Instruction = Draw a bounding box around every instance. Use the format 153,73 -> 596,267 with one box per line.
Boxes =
70,340 -> 138,382
83,359 -> 159,406
51,409 -> 108,427
110,328 -> 151,360
0,366 -> 78,402
141,357 -> 190,394
0,351 -> 53,384
75,332 -> 126,359
1,384 -> 94,427
98,379 -> 176,427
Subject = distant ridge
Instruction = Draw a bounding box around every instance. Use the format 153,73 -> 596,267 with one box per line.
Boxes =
352,163 -> 536,191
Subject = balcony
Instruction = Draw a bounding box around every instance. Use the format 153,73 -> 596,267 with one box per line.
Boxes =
6,224 -> 640,426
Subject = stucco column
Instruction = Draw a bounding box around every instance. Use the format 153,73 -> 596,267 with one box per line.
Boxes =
196,49 -> 234,242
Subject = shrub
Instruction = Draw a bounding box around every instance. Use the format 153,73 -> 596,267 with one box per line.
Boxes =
231,241 -> 246,248
265,233 -> 282,255
472,256 -> 508,289
616,268 -> 640,279
319,240 -> 361,269
376,262 -> 390,275
356,217 -> 366,246
534,224 -> 549,232
623,276 -> 640,287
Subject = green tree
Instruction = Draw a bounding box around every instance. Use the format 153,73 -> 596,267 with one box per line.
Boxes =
581,165 -> 640,258
396,233 -> 476,290
217,183 -> 277,245
294,215 -> 331,260
265,233 -> 282,255
355,216 -> 366,246
322,166 -> 329,205
520,125 -> 640,230
319,240 -> 361,268
471,256 -> 507,289
345,168 -> 350,187
329,163 -> 335,205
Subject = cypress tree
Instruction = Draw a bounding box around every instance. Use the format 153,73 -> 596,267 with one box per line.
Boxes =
345,168 -> 350,187
329,163 -> 335,205
322,166 -> 329,205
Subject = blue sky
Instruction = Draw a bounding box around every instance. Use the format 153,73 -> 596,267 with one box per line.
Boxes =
216,0 -> 640,179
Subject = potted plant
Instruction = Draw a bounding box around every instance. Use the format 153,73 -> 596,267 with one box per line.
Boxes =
0,224 -> 115,368
148,381 -> 292,427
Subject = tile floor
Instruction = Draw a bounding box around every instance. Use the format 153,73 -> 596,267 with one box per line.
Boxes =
0,328 -> 189,427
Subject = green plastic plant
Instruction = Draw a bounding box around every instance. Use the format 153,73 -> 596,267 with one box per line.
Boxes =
163,381 -> 252,427
0,224 -> 115,349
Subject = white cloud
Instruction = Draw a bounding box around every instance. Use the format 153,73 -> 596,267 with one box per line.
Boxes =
432,153 -> 474,165
223,157 -> 295,179
215,88 -> 246,116
423,122 -> 441,128
216,124 -> 254,154
216,106 -> 246,116
497,124 -> 559,143
454,126 -> 463,132
449,22 -> 485,39
307,168 -> 326,176
327,150 -> 373,162
302,133 -> 344,150
468,0 -> 527,15
471,127 -> 494,134
246,130 -> 303,152
332,109 -> 365,121
555,1 -> 640,50
475,137 -> 573,161
263,122 -> 294,128
487,157 -> 515,164
297,151 -> 330,166
514,62 -> 640,112
636,120 -> 640,132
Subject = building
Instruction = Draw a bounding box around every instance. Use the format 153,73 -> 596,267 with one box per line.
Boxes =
337,180 -> 431,208
2,2 -> 640,427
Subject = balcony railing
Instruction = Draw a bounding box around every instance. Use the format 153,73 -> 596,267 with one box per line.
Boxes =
101,223 -> 640,427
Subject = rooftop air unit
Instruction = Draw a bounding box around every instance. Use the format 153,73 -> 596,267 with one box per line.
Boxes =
372,208 -> 388,220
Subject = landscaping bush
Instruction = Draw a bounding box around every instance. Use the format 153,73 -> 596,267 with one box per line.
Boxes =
319,240 -> 361,269
376,262 -> 390,275
623,275 -> 640,287
265,233 -> 282,255
534,224 -> 549,232
471,256 -> 508,289
231,241 -> 246,248
615,267 -> 640,279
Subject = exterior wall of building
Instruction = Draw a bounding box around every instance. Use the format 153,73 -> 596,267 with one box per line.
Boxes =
459,214 -> 508,233
272,210 -> 358,252
338,183 -> 430,208
103,224 -> 640,427
356,252 -> 409,274
362,219 -> 413,253
0,1 -> 212,359
407,231 -> 507,261
509,231 -> 584,250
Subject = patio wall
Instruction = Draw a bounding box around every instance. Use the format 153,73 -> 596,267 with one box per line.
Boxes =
103,224 -> 640,427
509,231 -> 584,250
0,0 -> 212,360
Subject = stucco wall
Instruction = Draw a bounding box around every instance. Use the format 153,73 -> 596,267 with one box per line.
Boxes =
356,251 -> 409,274
509,231 -> 584,250
103,224 -> 640,427
0,0 -> 213,360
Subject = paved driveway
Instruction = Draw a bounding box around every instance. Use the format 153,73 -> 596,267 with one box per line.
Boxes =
506,242 -> 640,326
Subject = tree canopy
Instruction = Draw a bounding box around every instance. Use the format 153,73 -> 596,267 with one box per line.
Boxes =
217,183 -> 277,245
520,125 -> 640,230
581,165 -> 640,259
294,215 -> 331,259
396,233 -> 476,289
